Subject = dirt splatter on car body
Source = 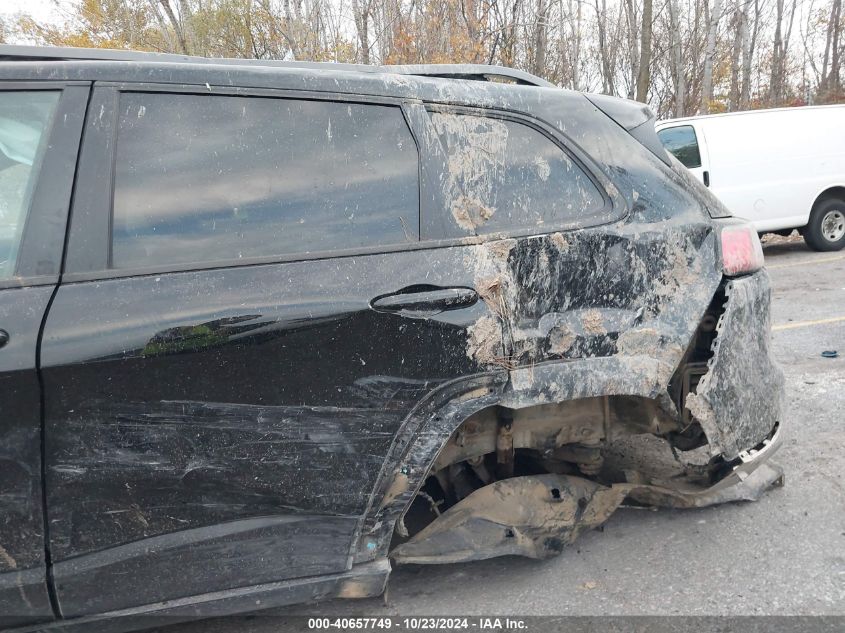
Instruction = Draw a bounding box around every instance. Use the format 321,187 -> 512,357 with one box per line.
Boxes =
0,47 -> 783,628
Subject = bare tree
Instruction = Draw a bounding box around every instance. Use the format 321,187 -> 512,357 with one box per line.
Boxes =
565,0 -> 584,89
729,0 -> 745,110
770,0 -> 798,105
831,0 -> 844,96
820,0 -> 843,99
622,0 -> 639,98
636,0 -> 652,102
531,0 -> 550,75
157,0 -> 190,54
740,0 -> 761,107
352,0 -> 373,64
668,0 -> 686,115
700,0 -> 724,113
10,0 -> 845,117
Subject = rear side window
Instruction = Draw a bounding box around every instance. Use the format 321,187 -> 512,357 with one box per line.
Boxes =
657,125 -> 702,169
430,112 -> 604,233
0,91 -> 59,280
112,93 -> 419,269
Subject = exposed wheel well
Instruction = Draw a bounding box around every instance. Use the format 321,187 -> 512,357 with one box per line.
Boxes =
390,286 -> 731,545
390,394 -> 716,543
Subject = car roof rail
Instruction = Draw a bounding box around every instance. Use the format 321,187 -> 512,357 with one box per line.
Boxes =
0,44 -> 554,88
382,64 -> 555,87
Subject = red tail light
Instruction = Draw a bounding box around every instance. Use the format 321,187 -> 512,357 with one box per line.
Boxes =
719,223 -> 764,276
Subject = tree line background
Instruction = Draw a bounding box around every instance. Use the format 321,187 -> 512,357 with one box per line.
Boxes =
1,0 -> 843,118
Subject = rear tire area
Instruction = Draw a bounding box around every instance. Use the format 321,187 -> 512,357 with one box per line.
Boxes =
803,197 -> 845,251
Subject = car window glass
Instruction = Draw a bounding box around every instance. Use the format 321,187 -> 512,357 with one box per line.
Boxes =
0,90 -> 59,280
429,112 -> 604,233
112,93 -> 419,269
657,125 -> 702,169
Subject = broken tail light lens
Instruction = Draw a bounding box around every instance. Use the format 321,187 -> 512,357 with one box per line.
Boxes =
719,223 -> 764,276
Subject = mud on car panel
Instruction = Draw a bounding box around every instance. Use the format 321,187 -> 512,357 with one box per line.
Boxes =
687,271 -> 785,459
365,262 -> 785,565
0,46 -> 784,630
383,264 -> 785,564
353,99 -> 783,570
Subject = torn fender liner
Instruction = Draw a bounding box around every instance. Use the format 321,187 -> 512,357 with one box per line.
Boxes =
391,465 -> 784,565
686,270 -> 785,459
623,461 -> 784,509
391,475 -> 628,564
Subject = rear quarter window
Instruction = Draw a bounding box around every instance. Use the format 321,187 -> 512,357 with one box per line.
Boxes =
429,111 -> 605,234
112,92 -> 420,269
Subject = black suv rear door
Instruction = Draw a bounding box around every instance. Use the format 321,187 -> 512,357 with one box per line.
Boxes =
0,82 -> 87,628
40,84 -> 503,616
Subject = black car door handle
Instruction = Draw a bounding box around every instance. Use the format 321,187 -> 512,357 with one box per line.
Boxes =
703,170 -> 710,187
0,330 -> 8,349
370,286 -> 478,316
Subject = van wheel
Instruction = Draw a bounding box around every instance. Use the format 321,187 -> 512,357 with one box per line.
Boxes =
803,198 -> 845,251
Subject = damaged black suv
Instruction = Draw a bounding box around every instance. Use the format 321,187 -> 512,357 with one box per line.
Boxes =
0,45 -> 783,631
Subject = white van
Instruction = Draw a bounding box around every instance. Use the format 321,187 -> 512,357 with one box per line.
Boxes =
656,105 -> 845,251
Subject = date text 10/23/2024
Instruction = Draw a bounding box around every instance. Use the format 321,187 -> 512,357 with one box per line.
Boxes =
307,618 -> 528,630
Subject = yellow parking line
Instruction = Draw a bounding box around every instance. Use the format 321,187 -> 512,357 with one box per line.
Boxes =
767,254 -> 845,269
773,315 -> 845,331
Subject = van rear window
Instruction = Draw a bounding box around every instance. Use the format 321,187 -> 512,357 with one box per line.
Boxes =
657,125 -> 702,169
111,92 -> 420,269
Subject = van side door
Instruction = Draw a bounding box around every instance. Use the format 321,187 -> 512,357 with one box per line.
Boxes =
0,83 -> 87,628
39,84 -> 503,617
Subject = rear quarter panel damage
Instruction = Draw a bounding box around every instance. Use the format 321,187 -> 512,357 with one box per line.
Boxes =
357,92 -> 784,565
686,270 -> 785,459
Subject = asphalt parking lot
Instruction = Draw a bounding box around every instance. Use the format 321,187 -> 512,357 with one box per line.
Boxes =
160,238 -> 845,629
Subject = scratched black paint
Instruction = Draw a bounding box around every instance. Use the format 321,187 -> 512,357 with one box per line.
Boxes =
40,247 -> 496,615
0,53 -> 784,629
0,287 -> 54,626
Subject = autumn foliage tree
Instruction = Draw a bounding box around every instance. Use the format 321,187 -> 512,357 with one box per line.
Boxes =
8,0 -> 845,116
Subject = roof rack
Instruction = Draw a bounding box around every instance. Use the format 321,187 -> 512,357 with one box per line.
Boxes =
383,64 -> 554,87
0,44 -> 554,88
